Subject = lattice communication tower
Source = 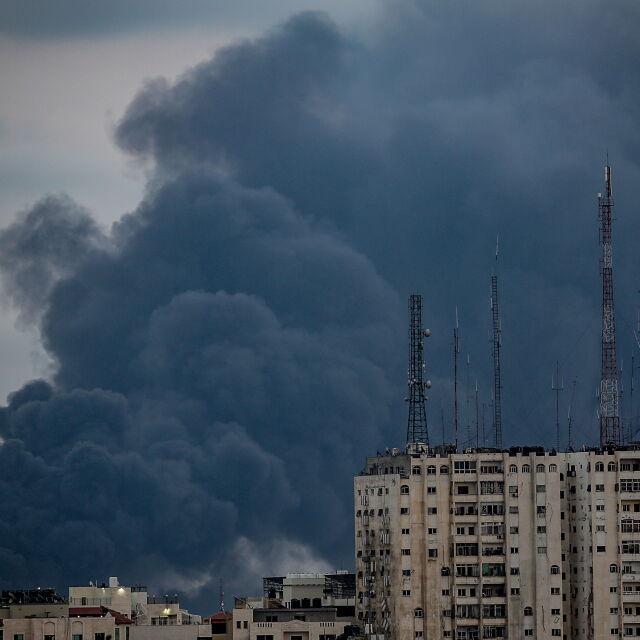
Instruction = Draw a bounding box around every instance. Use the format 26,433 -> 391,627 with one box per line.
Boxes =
599,163 -> 621,446
407,294 -> 430,448
490,275 -> 503,449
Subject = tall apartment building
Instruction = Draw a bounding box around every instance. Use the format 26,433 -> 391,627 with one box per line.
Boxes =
354,446 -> 640,640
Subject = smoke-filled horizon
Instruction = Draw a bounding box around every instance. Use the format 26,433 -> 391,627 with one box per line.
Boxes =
1,0 -> 640,613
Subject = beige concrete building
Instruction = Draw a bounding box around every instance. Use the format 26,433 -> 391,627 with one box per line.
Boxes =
232,572 -> 357,640
354,446 -> 640,640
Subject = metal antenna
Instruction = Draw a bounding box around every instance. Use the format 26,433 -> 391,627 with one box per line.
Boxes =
440,405 -> 446,446
219,577 -> 225,613
465,354 -> 472,447
567,378 -> 577,451
598,161 -> 621,446
453,308 -> 460,452
552,361 -> 564,451
406,294 -> 430,448
490,268 -> 503,448
475,379 -> 480,448
630,357 -> 637,444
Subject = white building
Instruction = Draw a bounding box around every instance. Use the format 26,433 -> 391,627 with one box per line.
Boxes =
354,446 -> 640,640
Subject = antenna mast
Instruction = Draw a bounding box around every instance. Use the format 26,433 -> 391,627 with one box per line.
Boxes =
598,162 -> 621,446
453,309 -> 460,452
490,238 -> 503,448
552,361 -> 564,451
567,378 -> 577,451
407,294 -> 430,449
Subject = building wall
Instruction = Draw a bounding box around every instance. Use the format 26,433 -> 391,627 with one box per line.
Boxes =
69,585 -> 134,617
1,615 -> 117,639
355,448 -> 640,640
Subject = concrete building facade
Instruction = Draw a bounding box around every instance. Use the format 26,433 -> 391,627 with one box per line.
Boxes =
354,447 -> 640,640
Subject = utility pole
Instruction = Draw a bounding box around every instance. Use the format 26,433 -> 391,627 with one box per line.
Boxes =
552,361 -> 564,451
598,161 -> 621,446
406,294 -> 430,449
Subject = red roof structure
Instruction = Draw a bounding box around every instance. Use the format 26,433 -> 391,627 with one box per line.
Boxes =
68,607 -> 132,625
204,611 -> 233,621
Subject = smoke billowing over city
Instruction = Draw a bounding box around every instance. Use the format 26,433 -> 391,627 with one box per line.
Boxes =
1,0 -> 640,613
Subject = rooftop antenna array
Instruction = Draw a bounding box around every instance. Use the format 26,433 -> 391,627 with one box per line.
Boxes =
598,161 -> 621,446
406,294 -> 430,449
490,237 -> 503,448
552,361 -> 564,451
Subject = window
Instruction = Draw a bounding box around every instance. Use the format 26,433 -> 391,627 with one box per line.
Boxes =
237,622 -> 241,629
442,589 -> 450,595
427,465 -> 436,475
402,569 -> 411,576
428,527 -> 437,534
510,547 -> 519,554
536,506 -> 546,515
509,485 -> 518,497
95,635 -> 105,640
549,464 -> 557,472
536,485 -> 545,493
412,465 -> 422,475
427,507 -> 438,514
609,462 -> 617,472
596,462 -> 605,472
509,464 -> 517,473
510,526 -> 519,534
524,631 -> 533,637
454,460 -> 476,473
552,631 -> 561,637
596,484 -> 605,492
537,526 -> 547,534
401,508 -> 410,515
14,636 -> 26,640
510,567 -> 520,575
511,588 -> 520,595
551,565 -> 560,574
72,636 -> 82,640
402,549 -> 411,555
522,464 -> 530,472
596,504 -> 605,511
428,548 -> 438,557
415,634 -> 423,639
427,486 -> 437,494
610,564 -> 619,573
524,607 -> 533,616
415,608 -> 424,618
509,506 -> 519,514
440,465 -> 449,474
481,481 -> 504,495
402,528 -> 410,534
597,545 -> 606,552
551,588 -> 560,595
611,630 -> 619,636
400,484 -> 410,494
44,637 -> 55,640
402,590 -> 411,597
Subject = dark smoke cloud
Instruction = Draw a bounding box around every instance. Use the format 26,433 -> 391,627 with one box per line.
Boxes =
2,1 -> 640,610
0,166 -> 401,605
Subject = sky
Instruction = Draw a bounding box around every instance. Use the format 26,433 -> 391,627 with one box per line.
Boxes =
1,0 -> 640,614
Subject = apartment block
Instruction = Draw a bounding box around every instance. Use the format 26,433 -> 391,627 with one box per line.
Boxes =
354,446 -> 640,640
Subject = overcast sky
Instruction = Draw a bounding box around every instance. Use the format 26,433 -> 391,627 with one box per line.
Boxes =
1,0 -> 640,612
